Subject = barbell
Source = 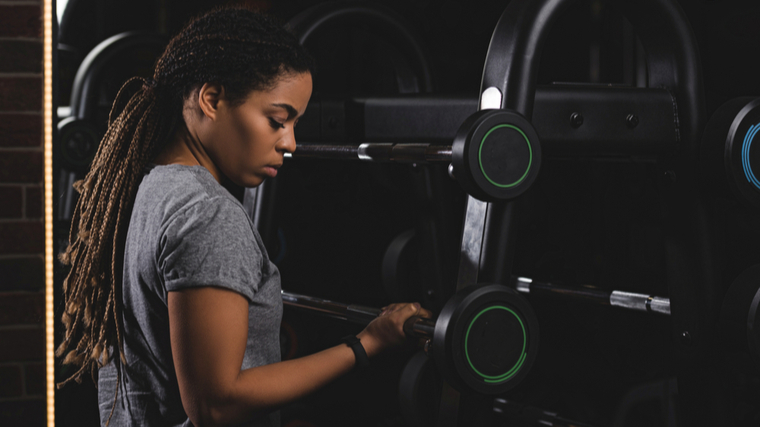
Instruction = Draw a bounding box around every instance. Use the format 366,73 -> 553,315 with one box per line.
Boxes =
286,109 -> 542,202
513,276 -> 670,315
282,282 -> 540,395
281,275 -> 672,395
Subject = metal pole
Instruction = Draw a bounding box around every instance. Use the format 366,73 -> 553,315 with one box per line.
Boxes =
286,143 -> 453,163
281,290 -> 436,338
514,277 -> 671,315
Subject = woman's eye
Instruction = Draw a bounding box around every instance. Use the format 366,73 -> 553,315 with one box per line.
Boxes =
269,118 -> 285,130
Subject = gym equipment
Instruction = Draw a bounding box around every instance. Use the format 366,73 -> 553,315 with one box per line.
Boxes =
286,143 -> 452,164
57,31 -> 166,220
275,0 -> 734,425
611,378 -> 678,427
719,264 -> 760,361
291,109 -> 541,202
287,0 -> 434,94
399,351 -> 441,427
514,277 -> 670,315
56,117 -> 101,173
445,2 -> 711,423
55,0 -> 760,424
243,0 -> 443,264
494,398 -> 599,427
292,87 -> 677,153
282,291 -> 386,327
67,32 -> 166,121
288,86 -> 680,201
267,0 -> 732,425
381,229 -> 419,302
701,97 -> 760,210
282,283 -> 539,395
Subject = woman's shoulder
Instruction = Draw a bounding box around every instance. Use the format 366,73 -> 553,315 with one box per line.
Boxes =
134,164 -> 248,229
142,164 -> 219,194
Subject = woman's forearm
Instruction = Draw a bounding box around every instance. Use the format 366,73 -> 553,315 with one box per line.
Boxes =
213,343 -> 354,424
205,329 -> 380,426
169,287 -> 420,427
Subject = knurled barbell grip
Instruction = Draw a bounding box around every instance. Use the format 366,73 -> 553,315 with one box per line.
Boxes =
281,290 -> 435,339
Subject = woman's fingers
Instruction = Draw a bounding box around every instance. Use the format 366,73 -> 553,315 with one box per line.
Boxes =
418,307 -> 433,319
379,302 -> 432,321
359,302 -> 435,357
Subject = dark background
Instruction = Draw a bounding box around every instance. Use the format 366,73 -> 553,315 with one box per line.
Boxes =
46,0 -> 760,426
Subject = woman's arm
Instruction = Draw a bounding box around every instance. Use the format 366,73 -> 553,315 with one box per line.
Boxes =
168,286 -> 428,427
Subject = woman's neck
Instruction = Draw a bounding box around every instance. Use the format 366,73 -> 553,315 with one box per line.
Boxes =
154,124 -> 224,184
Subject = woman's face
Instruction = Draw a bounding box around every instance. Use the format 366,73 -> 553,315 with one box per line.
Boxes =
204,72 -> 313,188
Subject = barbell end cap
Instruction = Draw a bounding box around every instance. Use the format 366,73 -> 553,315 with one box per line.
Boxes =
452,109 -> 542,202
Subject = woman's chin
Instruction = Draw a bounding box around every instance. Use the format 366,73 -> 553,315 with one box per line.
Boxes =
240,175 -> 266,189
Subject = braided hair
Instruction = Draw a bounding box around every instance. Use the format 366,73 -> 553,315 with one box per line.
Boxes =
56,5 -> 314,407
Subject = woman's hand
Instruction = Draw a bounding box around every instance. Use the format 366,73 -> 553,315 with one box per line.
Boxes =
170,289 -> 432,426
356,302 -> 433,358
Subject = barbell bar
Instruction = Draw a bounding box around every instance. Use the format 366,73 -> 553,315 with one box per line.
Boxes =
282,283 -> 540,395
514,277 -> 671,315
281,277 -> 670,397
285,109 -> 543,202
281,289 -> 436,337
280,275 -> 670,335
285,143 -> 453,164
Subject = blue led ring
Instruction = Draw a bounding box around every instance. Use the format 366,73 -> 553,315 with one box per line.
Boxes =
742,123 -> 760,190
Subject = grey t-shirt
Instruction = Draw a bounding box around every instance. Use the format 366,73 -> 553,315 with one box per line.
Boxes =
98,164 -> 282,427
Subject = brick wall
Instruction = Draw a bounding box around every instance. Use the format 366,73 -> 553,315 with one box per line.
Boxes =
0,1 -> 47,426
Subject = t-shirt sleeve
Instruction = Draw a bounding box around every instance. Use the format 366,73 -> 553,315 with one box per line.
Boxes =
158,196 -> 261,302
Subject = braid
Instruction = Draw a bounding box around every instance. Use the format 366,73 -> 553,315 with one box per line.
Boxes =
56,6 -> 314,425
56,82 -> 167,384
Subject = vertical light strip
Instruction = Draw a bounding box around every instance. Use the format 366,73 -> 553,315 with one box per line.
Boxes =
43,0 -> 55,425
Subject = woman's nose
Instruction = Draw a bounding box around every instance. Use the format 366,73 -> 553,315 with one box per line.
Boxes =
278,128 -> 296,153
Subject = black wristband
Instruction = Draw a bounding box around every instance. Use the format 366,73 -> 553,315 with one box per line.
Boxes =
341,335 -> 370,372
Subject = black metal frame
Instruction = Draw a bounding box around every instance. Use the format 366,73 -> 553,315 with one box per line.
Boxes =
68,31 -> 166,121
286,0 -> 435,94
293,86 -> 678,156
57,31 -> 166,221
471,1 -> 716,426
281,0 -> 723,425
55,0 -> 738,425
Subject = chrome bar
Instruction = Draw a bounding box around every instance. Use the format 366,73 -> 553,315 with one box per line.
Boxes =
285,145 -> 359,160
403,315 -> 436,338
286,143 -> 453,163
281,290 -> 435,338
611,290 -> 661,313
494,398 -> 598,427
281,290 -> 381,325
516,276 -> 532,294
648,296 -> 671,315
513,277 -> 671,315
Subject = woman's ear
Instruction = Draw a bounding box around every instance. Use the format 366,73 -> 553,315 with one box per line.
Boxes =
197,83 -> 225,120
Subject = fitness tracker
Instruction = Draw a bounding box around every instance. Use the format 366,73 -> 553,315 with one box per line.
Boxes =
341,335 -> 370,371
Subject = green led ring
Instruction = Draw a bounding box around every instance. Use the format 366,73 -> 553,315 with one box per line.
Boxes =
478,124 -> 533,188
464,305 -> 527,384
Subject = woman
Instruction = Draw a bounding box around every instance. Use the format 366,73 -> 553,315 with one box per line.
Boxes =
57,7 -> 430,427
